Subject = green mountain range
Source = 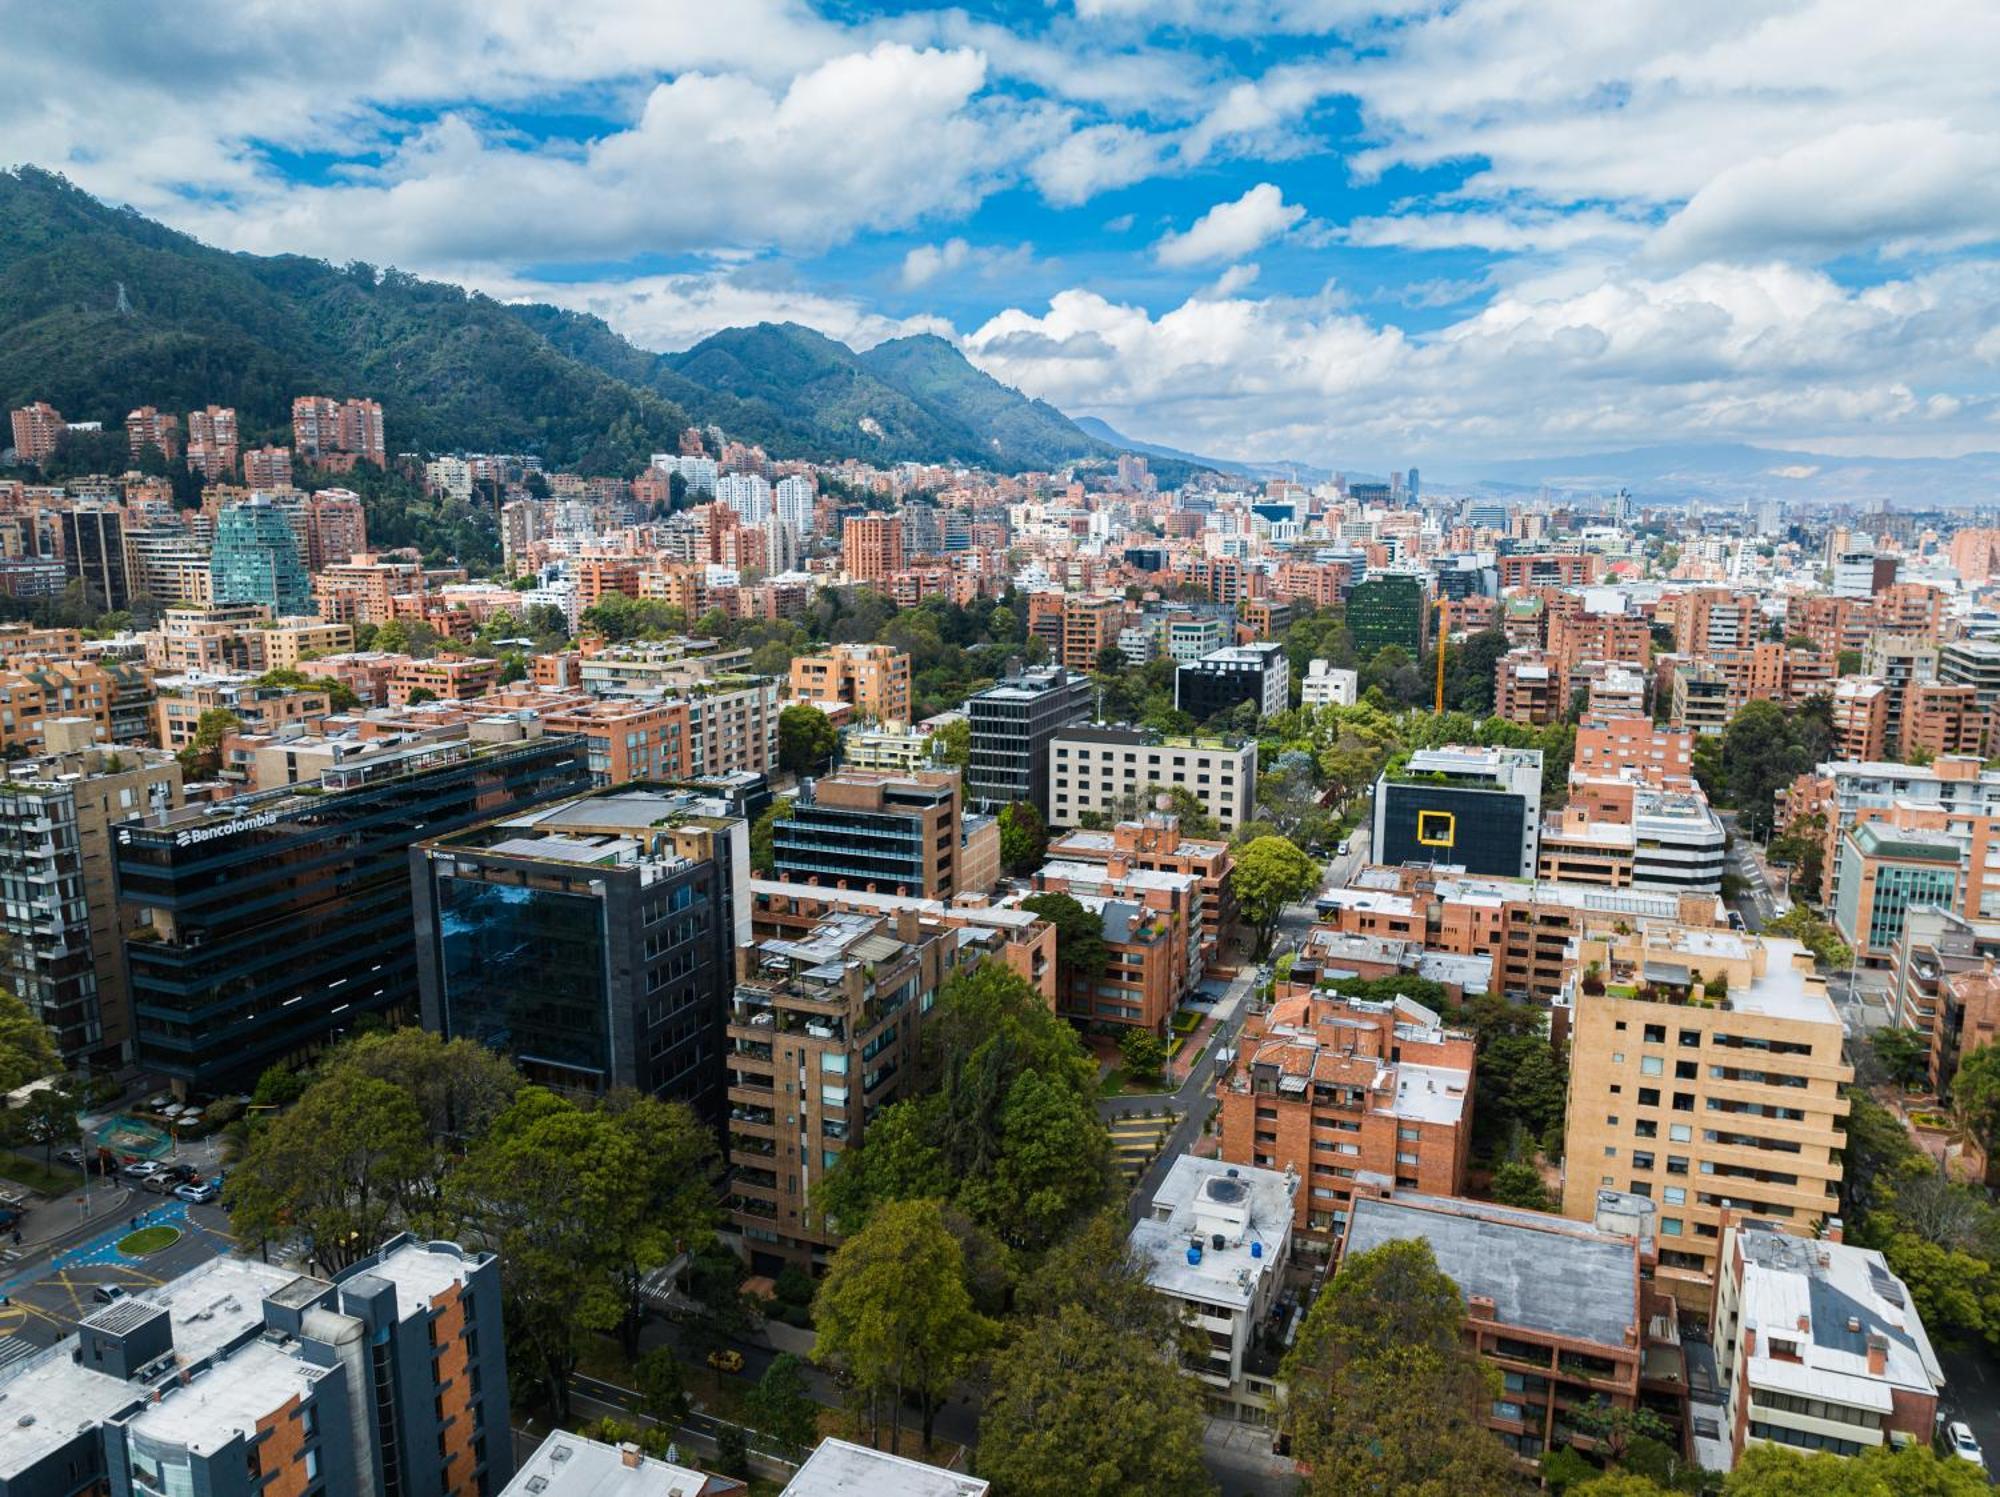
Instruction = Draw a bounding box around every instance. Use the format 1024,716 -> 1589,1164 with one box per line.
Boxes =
0,168 -> 1115,476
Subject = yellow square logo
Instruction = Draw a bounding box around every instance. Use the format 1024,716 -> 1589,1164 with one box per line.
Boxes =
1417,810 -> 1456,847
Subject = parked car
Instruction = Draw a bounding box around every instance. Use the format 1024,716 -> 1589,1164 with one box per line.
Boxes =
706,1349 -> 744,1374
162,1163 -> 199,1184
175,1181 -> 219,1204
1336,840 -> 1351,856
121,1161 -> 162,1180
57,1147 -> 84,1167
1947,1422 -> 1984,1467
91,1284 -> 128,1305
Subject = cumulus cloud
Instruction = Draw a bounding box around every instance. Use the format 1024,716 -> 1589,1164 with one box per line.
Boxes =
1154,183 -> 1304,267
901,238 -> 973,288
964,259 -> 2000,463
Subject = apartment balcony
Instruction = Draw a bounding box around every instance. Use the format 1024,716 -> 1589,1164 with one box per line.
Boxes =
728,1105 -> 777,1133
726,1073 -> 775,1103
729,1133 -> 777,1158
731,1039 -> 774,1064
732,1166 -> 780,1192
729,1195 -> 779,1221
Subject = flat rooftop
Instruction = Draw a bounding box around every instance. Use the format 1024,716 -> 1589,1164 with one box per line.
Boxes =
1131,1156 -> 1293,1311
782,1438 -> 989,1497
503,1430 -> 720,1497
337,1237 -> 491,1322
750,878 -> 1043,932
120,1338 -> 329,1456
1344,1193 -> 1640,1352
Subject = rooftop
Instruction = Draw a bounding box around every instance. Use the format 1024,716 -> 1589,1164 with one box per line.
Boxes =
502,1431 -> 724,1497
119,1339 -> 330,1456
336,1236 -> 493,1323
1130,1155 -> 1294,1311
781,1438 -> 989,1497
1343,1193 -> 1641,1353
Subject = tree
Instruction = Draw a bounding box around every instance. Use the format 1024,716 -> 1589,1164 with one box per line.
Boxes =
1951,1041 -> 2000,1156
778,703 -> 839,776
749,796 -> 795,876
1721,699 -> 1824,840
1282,1239 -> 1529,1497
1870,1027 -> 1931,1089
0,990 -> 60,1091
812,1198 -> 996,1454
744,1352 -> 819,1458
932,717 -> 971,769
633,1345 -> 690,1430
978,1303 -> 1214,1497
404,686 -> 439,705
1118,1027 -> 1166,1078
1019,890 -> 1107,989
178,707 -> 242,778
1763,906 -> 1852,970
1724,1440 -> 1990,1496
226,1068 -> 429,1275
1488,1161 -> 1553,1210
1233,835 -> 1321,958
998,800 -> 1048,873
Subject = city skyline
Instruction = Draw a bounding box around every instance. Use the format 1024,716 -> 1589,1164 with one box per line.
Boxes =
6,3 -> 1996,468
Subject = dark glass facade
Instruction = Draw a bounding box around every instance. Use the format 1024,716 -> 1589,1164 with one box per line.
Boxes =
1348,573 -> 1427,657
966,667 -> 1094,816
1174,658 -> 1273,722
114,735 -> 591,1090
1376,782 -> 1530,878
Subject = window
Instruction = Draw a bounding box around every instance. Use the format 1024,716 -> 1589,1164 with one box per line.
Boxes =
1640,1056 -> 1664,1076
1632,1151 -> 1654,1171
1605,1115 -> 1620,1126
1603,1146 -> 1618,1158
1676,1060 -> 1698,1080
1644,1024 -> 1666,1044
1680,1029 -> 1702,1047
1660,1218 -> 1683,1236
1666,1155 -> 1689,1175
1635,1119 -> 1658,1139
1669,1123 -> 1693,1143
1639,1088 -> 1661,1107
1672,1092 -> 1695,1111
1663,1186 -> 1686,1205
1612,1052 -> 1626,1065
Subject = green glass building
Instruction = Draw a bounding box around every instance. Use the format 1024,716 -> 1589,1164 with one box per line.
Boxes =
209,496 -> 313,616
1347,572 -> 1428,658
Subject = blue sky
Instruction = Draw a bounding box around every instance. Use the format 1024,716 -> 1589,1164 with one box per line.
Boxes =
7,1 -> 2000,471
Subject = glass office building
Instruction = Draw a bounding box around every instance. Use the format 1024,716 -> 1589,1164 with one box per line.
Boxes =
114,727 -> 591,1091
412,787 -> 746,1116
209,497 -> 313,617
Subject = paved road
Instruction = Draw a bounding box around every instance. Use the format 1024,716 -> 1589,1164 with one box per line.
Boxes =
1939,1342 -> 2000,1481
0,1197 -> 236,1352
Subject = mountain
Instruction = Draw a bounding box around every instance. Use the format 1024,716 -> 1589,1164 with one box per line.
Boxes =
0,167 -> 690,473
856,334 -> 1107,468
1439,442 -> 2000,506
1069,416 -> 1331,483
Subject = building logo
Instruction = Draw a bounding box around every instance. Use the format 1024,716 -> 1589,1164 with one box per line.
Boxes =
1417,810 -> 1457,848
174,810 -> 280,848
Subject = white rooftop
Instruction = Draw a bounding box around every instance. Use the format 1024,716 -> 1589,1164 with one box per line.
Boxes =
120,1339 -> 329,1456
781,1438 -> 989,1496
502,1430 -> 718,1497
339,1237 -> 490,1323
1130,1155 -> 1294,1311
1391,1062 -> 1473,1124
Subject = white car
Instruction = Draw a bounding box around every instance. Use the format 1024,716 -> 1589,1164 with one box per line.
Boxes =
1946,1421 -> 1984,1467
121,1161 -> 163,1180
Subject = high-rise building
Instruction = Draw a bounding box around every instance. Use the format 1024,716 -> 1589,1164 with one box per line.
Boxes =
1346,572 -> 1429,657
724,908 -> 958,1269
717,472 -> 772,524
9,401 -> 65,463
185,404 -> 240,479
125,405 -> 180,462
841,514 -> 904,583
0,1237 -> 514,1497
1558,925 -> 1850,1313
774,474 -> 817,536
414,785 -> 745,1113
294,394 -> 386,467
773,768 -> 995,899
965,664 -> 1093,815
61,503 -> 130,611
0,719 -> 181,1068
210,497 -> 313,617
115,722 -> 591,1092
305,487 -> 369,569
1047,726 -> 1258,834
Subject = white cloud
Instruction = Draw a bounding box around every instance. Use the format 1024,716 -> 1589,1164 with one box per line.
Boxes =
1028,123 -> 1170,207
964,259 -> 2000,463
901,238 -> 973,289
1154,183 -> 1305,267
1342,208 -> 1646,254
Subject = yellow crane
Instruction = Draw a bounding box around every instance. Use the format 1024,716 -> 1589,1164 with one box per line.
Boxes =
1434,597 -> 1448,714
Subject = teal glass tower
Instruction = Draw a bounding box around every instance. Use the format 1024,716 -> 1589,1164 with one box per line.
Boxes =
209,497 -> 313,616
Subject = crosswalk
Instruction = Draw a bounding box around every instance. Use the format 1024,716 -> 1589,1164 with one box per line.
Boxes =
1108,1111 -> 1178,1181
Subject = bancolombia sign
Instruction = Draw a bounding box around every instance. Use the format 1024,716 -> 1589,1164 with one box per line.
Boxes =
171,810 -> 281,848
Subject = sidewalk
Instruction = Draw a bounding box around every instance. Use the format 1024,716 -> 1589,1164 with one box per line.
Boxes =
1,1179 -> 140,1271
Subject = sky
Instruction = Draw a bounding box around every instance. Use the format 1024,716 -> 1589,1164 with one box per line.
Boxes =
7,0 -> 2000,471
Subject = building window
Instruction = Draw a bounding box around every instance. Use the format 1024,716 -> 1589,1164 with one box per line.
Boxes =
1640,1056 -> 1664,1077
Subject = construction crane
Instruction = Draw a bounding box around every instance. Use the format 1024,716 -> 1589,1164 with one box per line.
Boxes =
1434,597 -> 1448,714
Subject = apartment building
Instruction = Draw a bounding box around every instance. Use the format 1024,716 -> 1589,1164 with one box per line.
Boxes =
1864,633 -> 1940,753
782,1440 -> 990,1497
293,394 -> 386,467
1047,811 -> 1235,960
789,642 -> 912,724
390,654 -> 501,705
1495,648 -> 1563,724
1830,678 -> 1890,762
1830,817 -> 1973,966
1299,658 -> 1358,706
1342,1187 -> 1651,1465
415,785 -> 743,1114
9,400 -> 64,463
1537,804 -> 1637,887
1129,1156 -> 1296,1426
774,768 -> 997,899
0,1239 -> 512,1497
124,525 -> 215,607
0,658 -> 121,752
1890,906 -> 2000,1091
185,404 -> 239,479
1497,552 -> 1599,590
1547,609 -> 1654,681
1558,926 -> 1851,1313
1574,715 -> 1694,786
1165,614 -> 1226,663
724,909 -> 955,1269
0,720 -> 182,1069
1047,725 -> 1258,833
242,443 -> 293,487
1217,991 -> 1473,1246
839,720 -> 937,773
1711,1222 -> 1943,1468
841,514 -> 904,582
506,1432 -> 744,1497
749,878 -> 1056,1001
536,696 -> 691,785
154,674 -> 333,751
686,676 -> 782,777
1666,588 -> 1761,654
312,554 -> 427,624
1032,857 -> 1203,1032
1903,681 -> 1988,760
1940,637 -> 2000,712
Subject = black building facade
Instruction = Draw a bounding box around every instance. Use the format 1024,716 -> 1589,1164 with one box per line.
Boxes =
966,665 -> 1094,817
411,787 -> 744,1119
113,730 -> 591,1092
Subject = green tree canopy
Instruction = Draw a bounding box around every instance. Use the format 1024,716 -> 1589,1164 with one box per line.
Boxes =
1723,1440 -> 1990,1496
1232,835 -> 1321,958
1019,890 -> 1108,987
998,801 -> 1048,873
0,990 -> 60,1092
778,703 -> 839,775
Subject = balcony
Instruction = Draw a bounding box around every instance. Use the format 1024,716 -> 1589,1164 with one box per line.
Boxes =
730,1133 -> 777,1157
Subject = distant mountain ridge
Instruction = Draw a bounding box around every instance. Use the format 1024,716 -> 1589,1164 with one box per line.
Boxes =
0,167 -> 1133,476
1431,442 -> 2000,506
1070,416 -> 1333,483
